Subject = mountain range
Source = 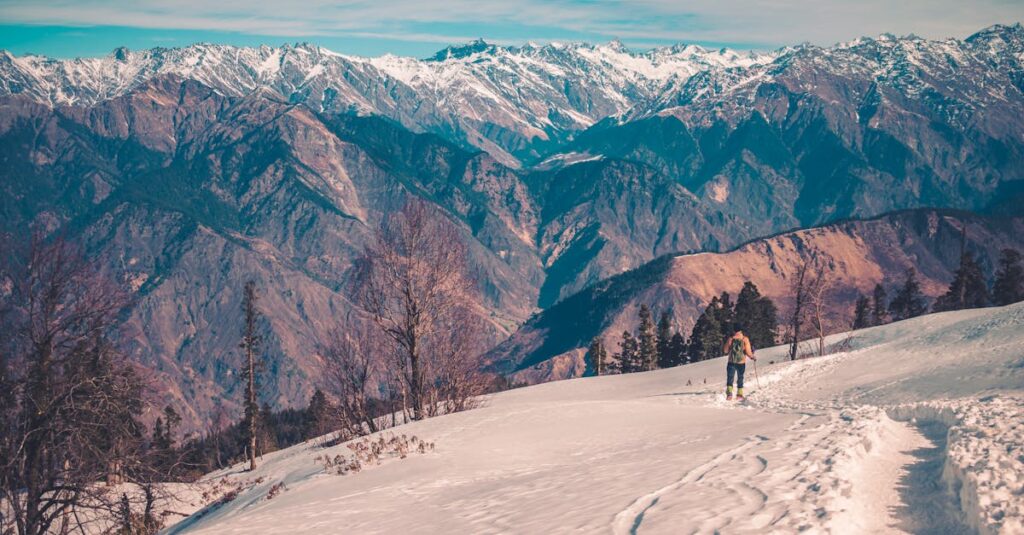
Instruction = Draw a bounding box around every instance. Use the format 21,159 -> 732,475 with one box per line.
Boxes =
2,23 -> 1024,428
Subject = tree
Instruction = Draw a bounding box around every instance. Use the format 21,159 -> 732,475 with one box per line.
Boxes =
734,282 -> 778,349
637,305 -> 658,372
304,389 -> 333,440
320,327 -> 379,437
586,337 -> 608,376
656,311 -> 673,369
933,252 -> 990,312
240,280 -> 264,471
667,332 -> 688,367
852,295 -> 872,330
889,268 -> 928,321
993,248 -> 1024,306
354,199 -> 486,420
616,331 -> 640,373
689,297 -> 724,362
787,258 -> 812,361
806,263 -> 832,357
871,284 -> 888,326
0,236 -> 147,535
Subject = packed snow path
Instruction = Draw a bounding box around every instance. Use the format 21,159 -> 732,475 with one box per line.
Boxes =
167,304 -> 1024,534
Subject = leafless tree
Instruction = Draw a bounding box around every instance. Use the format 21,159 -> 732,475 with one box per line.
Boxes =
787,254 -> 833,359
239,281 -> 263,472
806,262 -> 833,357
0,235 -> 150,535
353,199 -> 488,421
319,325 -> 379,437
787,257 -> 811,361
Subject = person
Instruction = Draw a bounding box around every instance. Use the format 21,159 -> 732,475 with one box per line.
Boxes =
722,324 -> 755,401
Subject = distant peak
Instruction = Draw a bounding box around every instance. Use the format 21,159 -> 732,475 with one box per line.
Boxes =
966,22 -> 1024,43
112,46 -> 130,62
426,38 -> 497,62
607,39 -> 626,52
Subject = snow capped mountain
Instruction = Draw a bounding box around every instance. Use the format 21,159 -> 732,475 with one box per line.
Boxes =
3,25 -> 1022,165
0,39 -> 774,165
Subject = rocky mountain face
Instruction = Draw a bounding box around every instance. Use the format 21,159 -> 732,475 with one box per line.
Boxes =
3,25 -> 1024,427
487,210 -> 1024,383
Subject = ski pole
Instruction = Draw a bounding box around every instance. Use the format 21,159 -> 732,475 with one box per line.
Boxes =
753,357 -> 761,390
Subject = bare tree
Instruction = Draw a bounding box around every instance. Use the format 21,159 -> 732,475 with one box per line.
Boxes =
319,325 -> 379,437
0,236 -> 149,535
787,257 -> 811,361
239,281 -> 263,472
353,200 -> 487,421
787,254 -> 834,359
806,262 -> 832,357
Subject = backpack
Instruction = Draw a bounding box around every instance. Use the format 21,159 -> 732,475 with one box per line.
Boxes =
728,337 -> 746,364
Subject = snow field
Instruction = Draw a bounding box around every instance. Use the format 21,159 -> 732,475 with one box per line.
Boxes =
163,302 -> 1024,534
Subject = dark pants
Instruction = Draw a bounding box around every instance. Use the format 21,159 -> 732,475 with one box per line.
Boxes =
726,362 -> 746,390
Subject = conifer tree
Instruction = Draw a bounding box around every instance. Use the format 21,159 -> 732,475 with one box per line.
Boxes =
993,248 -> 1024,306
688,297 -> 724,362
304,389 -> 332,439
668,332 -> 688,366
637,305 -> 658,371
933,252 -> 990,312
240,280 -> 264,471
617,331 -> 639,373
656,311 -> 673,368
871,283 -> 888,326
852,294 -> 872,329
889,268 -> 927,321
586,337 -> 608,376
734,282 -> 778,348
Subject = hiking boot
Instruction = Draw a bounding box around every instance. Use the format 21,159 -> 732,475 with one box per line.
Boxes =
736,395 -> 746,402
726,394 -> 734,401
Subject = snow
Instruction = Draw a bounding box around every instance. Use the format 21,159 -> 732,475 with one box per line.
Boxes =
162,303 -> 1024,534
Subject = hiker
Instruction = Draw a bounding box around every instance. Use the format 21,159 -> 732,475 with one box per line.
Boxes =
723,324 -> 756,401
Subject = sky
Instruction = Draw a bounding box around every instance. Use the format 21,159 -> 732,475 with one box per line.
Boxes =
1,0 -> 1023,59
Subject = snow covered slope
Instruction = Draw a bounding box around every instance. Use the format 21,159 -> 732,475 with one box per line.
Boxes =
169,303 -> 1024,534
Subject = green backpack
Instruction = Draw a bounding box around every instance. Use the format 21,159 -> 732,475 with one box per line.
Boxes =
728,337 -> 746,364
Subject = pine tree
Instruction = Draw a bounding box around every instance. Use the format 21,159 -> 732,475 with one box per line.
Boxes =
656,310 -> 673,369
871,283 -> 888,326
933,252 -> 990,312
993,248 -> 1024,306
688,297 -> 724,362
668,332 -> 688,366
617,331 -> 640,373
304,389 -> 332,439
734,282 -> 778,349
716,292 -> 735,331
586,337 -> 608,376
637,305 -> 658,372
889,268 -> 927,321
852,294 -> 871,329
240,280 -> 264,471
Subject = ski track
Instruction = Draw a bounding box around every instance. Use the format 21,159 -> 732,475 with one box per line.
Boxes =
613,342 -> 1019,534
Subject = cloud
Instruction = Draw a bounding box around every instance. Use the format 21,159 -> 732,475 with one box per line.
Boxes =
2,0 -> 1022,49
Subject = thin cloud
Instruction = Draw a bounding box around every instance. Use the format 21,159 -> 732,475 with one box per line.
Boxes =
1,0 -> 1022,50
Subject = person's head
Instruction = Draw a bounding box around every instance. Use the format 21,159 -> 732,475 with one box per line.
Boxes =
732,322 -> 745,335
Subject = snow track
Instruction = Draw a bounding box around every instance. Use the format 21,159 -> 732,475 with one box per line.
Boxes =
166,304 -> 1024,534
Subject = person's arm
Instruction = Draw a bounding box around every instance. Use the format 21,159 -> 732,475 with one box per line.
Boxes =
745,337 -> 755,359
723,338 -> 732,356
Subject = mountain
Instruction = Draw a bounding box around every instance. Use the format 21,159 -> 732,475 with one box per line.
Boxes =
487,210 -> 1024,383
4,25 -> 1024,427
0,40 -> 773,166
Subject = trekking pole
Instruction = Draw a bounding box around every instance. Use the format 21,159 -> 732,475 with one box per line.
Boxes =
753,357 -> 762,390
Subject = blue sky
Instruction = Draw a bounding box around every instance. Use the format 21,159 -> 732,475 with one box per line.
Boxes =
2,1 -> 1023,59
